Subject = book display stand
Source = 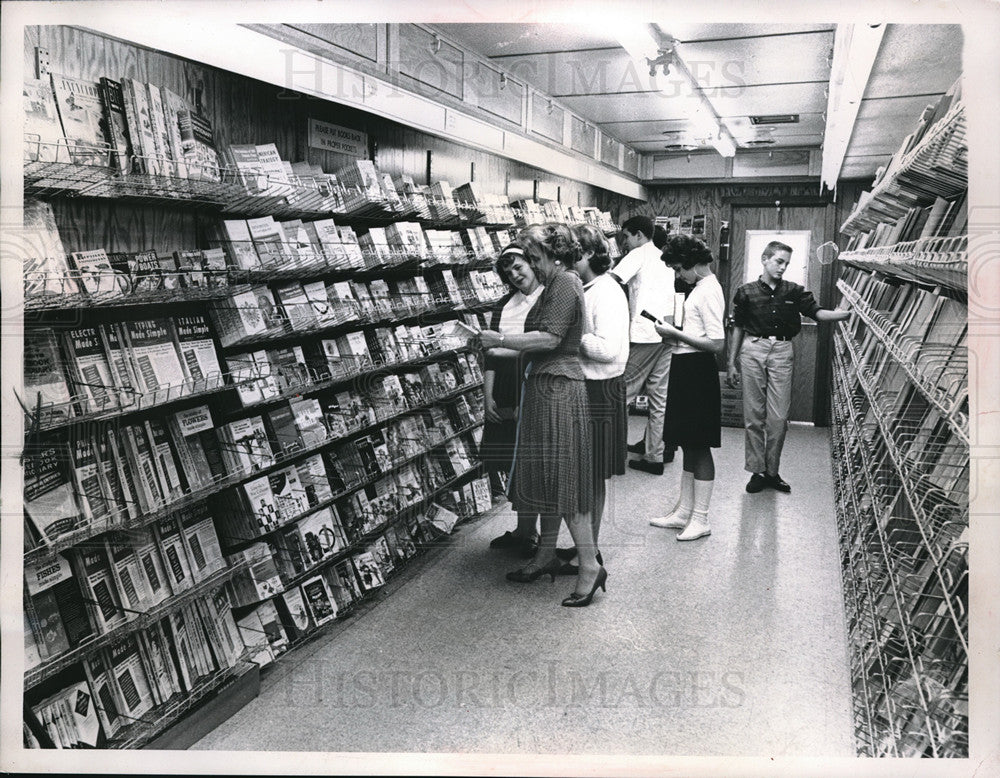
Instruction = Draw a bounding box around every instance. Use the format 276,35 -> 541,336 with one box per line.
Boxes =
19,32 -> 621,751
832,88 -> 968,757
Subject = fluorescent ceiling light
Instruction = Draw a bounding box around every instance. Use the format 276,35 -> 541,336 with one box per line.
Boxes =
821,23 -> 886,190
611,23 -> 739,159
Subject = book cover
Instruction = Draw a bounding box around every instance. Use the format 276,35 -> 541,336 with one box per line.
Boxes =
221,415 -> 275,474
247,216 -> 289,268
105,635 -> 156,720
296,454 -> 332,507
31,680 -> 104,748
173,314 -> 224,392
370,535 -> 395,575
50,72 -> 108,166
24,77 -> 65,162
173,249 -> 206,288
159,87 -> 189,178
103,532 -> 149,615
99,323 -> 139,398
153,516 -> 195,592
98,77 -> 133,173
81,652 -> 123,737
177,108 -> 222,181
269,466 -> 309,523
235,610 -> 275,667
218,219 -> 261,270
129,526 -> 173,607
255,600 -> 290,658
242,475 -> 281,531
70,436 -> 111,524
123,318 -> 188,402
145,418 -> 187,501
295,506 -> 345,563
120,77 -> 153,174
24,328 -> 73,423
178,503 -> 226,579
209,289 -> 267,348
266,345 -> 310,392
70,248 -> 127,297
352,551 -> 385,591
73,545 -> 126,631
332,559 -> 362,605
289,396 -> 328,449
201,247 -> 228,287
63,326 -> 119,414
24,553 -> 94,657
279,587 -> 314,638
300,575 -> 338,626
145,82 -> 177,176
24,444 -> 81,543
22,198 -> 76,297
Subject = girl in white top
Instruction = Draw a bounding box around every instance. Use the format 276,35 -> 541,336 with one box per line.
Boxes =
650,235 -> 726,541
554,224 -> 630,573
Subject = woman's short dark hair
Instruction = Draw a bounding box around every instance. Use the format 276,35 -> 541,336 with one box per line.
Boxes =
518,222 -> 581,269
495,243 -> 529,289
660,234 -> 714,270
573,223 -> 612,275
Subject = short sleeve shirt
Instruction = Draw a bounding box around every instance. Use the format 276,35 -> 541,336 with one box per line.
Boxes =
523,270 -> 585,380
732,278 -> 822,338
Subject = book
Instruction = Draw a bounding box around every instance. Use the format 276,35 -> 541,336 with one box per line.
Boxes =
177,108 -> 221,181
296,454 -> 333,507
31,680 -> 104,748
128,527 -> 172,607
69,435 -> 112,524
218,219 -> 260,270
228,349 -> 278,406
153,516 -> 195,593
242,476 -> 281,531
289,396 -> 328,448
74,545 -> 126,632
300,575 -> 338,626
295,506 -> 345,563
269,466 -> 310,523
279,587 -> 314,639
145,418 -> 187,501
50,72 -> 108,166
173,314 -> 224,392
266,345 -> 310,392
24,444 -> 81,543
235,609 -> 275,667
62,326 -> 119,414
22,198 -> 76,297
24,77 -> 65,162
24,553 -> 93,657
105,634 -> 157,721
264,402 -> 302,457
23,328 -> 74,423
159,86 -> 189,178
178,503 -> 226,580
352,551 -> 385,591
96,77 -> 133,173
219,415 -> 274,475
209,288 -> 267,348
81,651 -> 124,738
123,318 -> 188,403
70,248 -> 127,297
166,405 -> 226,491
247,216 -> 289,268
103,532 -> 149,616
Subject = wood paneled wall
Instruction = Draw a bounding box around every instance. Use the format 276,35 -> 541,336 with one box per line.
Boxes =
25,25 -> 604,256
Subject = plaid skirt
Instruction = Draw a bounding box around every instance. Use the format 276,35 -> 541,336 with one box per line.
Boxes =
509,372 -> 593,516
586,376 -> 627,481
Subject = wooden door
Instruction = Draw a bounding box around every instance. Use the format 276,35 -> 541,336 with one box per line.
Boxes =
727,204 -> 829,423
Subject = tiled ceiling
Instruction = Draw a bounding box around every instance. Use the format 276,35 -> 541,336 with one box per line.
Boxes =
433,22 -> 963,181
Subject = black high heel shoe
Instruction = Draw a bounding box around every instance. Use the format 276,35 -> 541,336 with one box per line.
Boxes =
506,557 -> 561,583
561,567 -> 608,607
553,550 -> 604,575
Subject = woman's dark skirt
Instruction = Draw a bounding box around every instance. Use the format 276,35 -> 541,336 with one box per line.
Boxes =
508,372 -> 593,516
586,375 -> 627,481
663,351 -> 721,448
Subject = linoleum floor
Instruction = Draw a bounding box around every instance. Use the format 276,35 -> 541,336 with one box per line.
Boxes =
192,421 -> 854,757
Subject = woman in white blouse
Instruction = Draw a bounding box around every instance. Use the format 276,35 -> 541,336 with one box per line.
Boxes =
650,235 -> 726,541
552,224 -> 630,574
481,244 -> 545,557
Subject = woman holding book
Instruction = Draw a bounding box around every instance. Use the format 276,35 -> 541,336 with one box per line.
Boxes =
478,223 -> 605,607
480,243 -> 544,558
649,235 -> 725,541
552,223 -> 629,575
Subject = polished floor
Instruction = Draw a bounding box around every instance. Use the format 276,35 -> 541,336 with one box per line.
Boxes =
193,420 -> 854,756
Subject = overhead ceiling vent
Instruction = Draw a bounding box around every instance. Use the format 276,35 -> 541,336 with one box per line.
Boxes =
749,114 -> 799,125
662,131 -> 700,152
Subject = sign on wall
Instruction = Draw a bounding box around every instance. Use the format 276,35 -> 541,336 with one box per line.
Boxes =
744,230 -> 811,288
308,119 -> 368,157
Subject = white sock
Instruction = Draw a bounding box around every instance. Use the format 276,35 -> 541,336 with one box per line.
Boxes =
651,470 -> 694,528
677,478 -> 713,540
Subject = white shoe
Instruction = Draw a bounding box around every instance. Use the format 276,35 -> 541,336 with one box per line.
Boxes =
676,519 -> 711,541
650,514 -> 689,529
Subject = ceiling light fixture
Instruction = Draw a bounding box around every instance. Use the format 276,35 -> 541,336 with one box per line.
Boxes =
611,23 -> 738,159
821,23 -> 886,190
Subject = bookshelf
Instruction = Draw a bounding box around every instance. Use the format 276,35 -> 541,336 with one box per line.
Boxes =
832,84 -> 968,757
20,33 -> 620,750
